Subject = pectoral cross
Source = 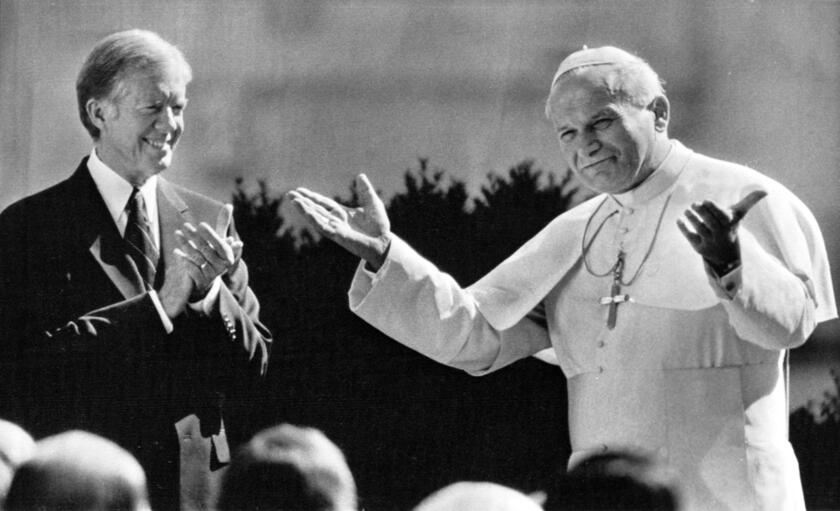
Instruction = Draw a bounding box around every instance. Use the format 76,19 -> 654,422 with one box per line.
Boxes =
600,251 -> 630,329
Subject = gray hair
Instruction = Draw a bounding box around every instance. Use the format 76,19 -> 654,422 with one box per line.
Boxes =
76,29 -> 192,139
545,58 -> 665,119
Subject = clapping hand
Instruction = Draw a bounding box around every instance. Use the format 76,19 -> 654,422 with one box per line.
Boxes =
677,190 -> 767,275
159,204 -> 244,317
288,174 -> 391,271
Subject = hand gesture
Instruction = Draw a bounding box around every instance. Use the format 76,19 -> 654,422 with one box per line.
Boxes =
676,190 -> 767,274
288,174 -> 391,271
159,204 -> 244,316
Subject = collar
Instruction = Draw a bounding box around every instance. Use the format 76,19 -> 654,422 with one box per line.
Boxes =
611,140 -> 691,207
87,148 -> 159,240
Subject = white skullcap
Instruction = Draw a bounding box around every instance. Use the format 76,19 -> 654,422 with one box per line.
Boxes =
551,45 -> 643,87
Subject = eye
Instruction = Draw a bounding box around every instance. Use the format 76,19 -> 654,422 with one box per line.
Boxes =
558,129 -> 575,142
592,118 -> 614,130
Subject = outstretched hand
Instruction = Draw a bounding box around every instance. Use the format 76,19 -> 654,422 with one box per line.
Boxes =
288,174 -> 392,271
677,190 -> 767,275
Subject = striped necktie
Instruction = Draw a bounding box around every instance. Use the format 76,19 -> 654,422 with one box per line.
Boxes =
124,188 -> 159,290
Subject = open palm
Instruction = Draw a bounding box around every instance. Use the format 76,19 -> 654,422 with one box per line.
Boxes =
289,174 -> 392,269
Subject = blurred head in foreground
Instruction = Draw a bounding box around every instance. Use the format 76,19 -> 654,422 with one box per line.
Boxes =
4,430 -> 149,511
544,449 -> 682,510
412,481 -> 544,511
0,419 -> 35,504
218,423 -> 357,511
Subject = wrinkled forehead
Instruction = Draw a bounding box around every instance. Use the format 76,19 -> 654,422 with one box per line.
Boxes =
547,69 -> 617,125
116,65 -> 189,101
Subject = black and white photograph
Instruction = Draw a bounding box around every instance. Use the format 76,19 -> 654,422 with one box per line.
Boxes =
1,2 -> 838,510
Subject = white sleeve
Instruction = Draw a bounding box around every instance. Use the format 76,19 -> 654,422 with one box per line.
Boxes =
348,235 -> 552,375
714,229 -> 817,350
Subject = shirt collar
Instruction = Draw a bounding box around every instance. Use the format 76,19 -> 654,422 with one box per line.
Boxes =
611,140 -> 689,207
87,148 -> 159,233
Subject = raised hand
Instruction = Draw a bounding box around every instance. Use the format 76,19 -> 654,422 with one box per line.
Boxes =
677,190 -> 767,275
288,174 -> 391,271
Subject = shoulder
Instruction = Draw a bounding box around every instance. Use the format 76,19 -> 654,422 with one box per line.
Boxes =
0,168 -> 83,230
679,146 -> 802,205
158,178 -> 224,220
680,145 -> 820,229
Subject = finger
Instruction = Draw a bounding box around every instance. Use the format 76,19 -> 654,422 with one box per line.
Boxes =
355,174 -> 381,206
198,222 -> 235,264
174,232 -> 206,263
215,203 -> 233,237
690,202 -> 724,230
676,219 -> 702,246
182,223 -> 226,265
292,197 -> 340,235
175,229 -> 221,275
730,190 -> 767,224
683,209 -> 712,238
173,247 -> 202,276
699,200 -> 729,228
295,188 -> 344,215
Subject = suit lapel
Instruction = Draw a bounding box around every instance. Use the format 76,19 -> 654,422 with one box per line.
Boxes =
157,177 -> 191,286
68,160 -> 146,299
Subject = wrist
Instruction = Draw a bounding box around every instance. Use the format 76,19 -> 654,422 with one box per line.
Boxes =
364,234 -> 391,272
708,257 -> 741,277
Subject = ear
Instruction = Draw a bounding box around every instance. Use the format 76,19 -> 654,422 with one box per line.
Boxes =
85,98 -> 113,132
649,95 -> 669,132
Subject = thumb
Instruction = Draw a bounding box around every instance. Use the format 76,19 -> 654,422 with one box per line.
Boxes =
215,203 -> 234,236
355,173 -> 380,207
730,190 -> 767,224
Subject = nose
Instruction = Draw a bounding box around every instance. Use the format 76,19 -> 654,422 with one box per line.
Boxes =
576,131 -> 602,160
155,106 -> 178,132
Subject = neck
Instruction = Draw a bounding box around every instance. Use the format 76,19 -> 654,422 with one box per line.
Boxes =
646,135 -> 673,173
621,136 -> 673,193
93,146 -> 149,188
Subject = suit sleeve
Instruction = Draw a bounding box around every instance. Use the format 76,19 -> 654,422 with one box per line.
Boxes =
0,206 -> 173,429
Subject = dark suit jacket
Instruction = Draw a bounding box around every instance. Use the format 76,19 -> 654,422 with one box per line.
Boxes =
0,158 -> 272,509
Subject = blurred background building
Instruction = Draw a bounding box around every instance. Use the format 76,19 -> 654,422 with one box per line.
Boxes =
1,0 -> 837,408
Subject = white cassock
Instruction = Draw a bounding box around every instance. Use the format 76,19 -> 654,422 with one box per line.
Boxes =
348,140 -> 836,511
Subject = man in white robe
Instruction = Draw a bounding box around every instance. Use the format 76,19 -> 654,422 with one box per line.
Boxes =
289,46 -> 836,511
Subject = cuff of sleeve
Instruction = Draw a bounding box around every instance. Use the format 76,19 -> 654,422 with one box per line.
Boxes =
705,260 -> 742,300
188,277 -> 222,316
348,236 -> 405,309
148,290 -> 175,333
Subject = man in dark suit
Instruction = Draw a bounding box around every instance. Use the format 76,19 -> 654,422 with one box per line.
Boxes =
0,29 -> 272,510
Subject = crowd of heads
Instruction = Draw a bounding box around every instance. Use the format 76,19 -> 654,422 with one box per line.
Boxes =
0,416 -> 682,511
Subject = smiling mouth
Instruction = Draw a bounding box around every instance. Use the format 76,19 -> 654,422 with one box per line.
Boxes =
144,138 -> 170,150
581,157 -> 613,170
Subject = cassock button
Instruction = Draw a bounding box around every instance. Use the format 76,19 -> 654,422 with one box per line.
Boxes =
601,444 -> 609,452
597,341 -> 605,348
625,207 -> 635,215
598,366 -> 604,373
725,282 -> 736,292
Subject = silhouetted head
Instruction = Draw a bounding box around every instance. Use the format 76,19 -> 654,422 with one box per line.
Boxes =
412,481 -> 543,511
0,419 -> 35,504
4,430 -> 149,511
544,449 -> 682,510
218,423 -> 357,511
